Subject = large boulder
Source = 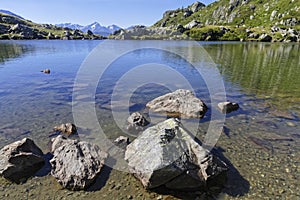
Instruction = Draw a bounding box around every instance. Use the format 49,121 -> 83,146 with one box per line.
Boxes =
125,118 -> 228,190
50,137 -> 108,190
146,89 -> 208,118
0,138 -> 45,183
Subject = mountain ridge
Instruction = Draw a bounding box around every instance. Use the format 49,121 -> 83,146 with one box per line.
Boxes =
56,22 -> 122,36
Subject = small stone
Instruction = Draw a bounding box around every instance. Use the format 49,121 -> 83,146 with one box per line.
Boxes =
127,195 -> 133,199
41,69 -> 50,74
286,122 -> 296,127
157,195 -> 163,200
285,168 -> 290,173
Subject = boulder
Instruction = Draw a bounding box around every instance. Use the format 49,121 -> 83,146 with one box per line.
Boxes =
146,89 -> 207,118
0,138 -> 45,183
125,118 -> 228,190
259,33 -> 272,42
0,24 -> 9,34
53,123 -> 77,136
218,102 -> 239,114
50,138 -> 108,190
183,10 -> 193,18
127,112 -> 150,132
190,1 -> 205,13
114,136 -> 130,150
184,20 -> 201,30
41,69 -> 50,74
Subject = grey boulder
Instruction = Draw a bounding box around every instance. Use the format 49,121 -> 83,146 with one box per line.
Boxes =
125,118 -> 228,190
146,89 -> 207,118
50,137 -> 108,190
0,138 -> 45,183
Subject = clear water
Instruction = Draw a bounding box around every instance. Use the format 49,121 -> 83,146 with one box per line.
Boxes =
0,40 -> 299,199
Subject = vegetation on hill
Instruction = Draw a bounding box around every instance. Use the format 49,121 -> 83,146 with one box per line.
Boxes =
150,0 -> 300,42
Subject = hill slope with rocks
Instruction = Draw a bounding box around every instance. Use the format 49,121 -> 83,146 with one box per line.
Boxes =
112,0 -> 300,42
0,10 -> 103,40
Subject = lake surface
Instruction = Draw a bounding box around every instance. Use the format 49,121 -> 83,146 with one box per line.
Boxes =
0,40 -> 299,199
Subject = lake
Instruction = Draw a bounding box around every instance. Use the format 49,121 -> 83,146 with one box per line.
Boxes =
0,40 -> 299,199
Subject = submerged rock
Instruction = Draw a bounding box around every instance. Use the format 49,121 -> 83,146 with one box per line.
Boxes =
218,102 -> 239,114
114,136 -> 130,150
127,112 -> 150,133
125,118 -> 228,190
52,123 -> 78,137
0,138 -> 45,183
50,137 -> 108,190
146,89 -> 208,118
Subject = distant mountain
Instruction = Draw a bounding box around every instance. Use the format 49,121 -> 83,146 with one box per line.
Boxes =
55,23 -> 84,30
0,9 -> 24,19
56,22 -> 122,36
0,11 -> 103,40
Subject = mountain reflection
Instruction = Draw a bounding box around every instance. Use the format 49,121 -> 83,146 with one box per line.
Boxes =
0,42 -> 32,63
205,43 -> 300,99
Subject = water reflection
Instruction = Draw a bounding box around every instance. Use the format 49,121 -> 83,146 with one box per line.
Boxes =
205,42 -> 300,111
0,42 -> 33,63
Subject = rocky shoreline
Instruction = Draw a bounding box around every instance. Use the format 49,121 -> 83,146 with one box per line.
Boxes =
109,25 -> 300,42
0,90 -> 239,197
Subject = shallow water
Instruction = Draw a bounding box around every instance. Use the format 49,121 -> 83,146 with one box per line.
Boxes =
0,40 -> 299,199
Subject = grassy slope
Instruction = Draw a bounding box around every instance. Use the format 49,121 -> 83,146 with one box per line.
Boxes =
153,0 -> 300,41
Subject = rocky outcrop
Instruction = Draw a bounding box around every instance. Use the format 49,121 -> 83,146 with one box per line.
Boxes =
184,20 -> 202,30
114,136 -> 130,150
0,138 -> 45,183
127,112 -> 150,132
110,26 -> 186,40
218,102 -> 239,114
190,1 -> 206,13
125,118 -> 228,190
146,89 -> 208,118
50,137 -> 108,190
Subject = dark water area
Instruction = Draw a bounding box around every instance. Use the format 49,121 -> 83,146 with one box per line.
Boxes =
0,40 -> 299,199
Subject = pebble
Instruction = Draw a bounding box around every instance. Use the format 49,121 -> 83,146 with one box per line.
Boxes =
285,168 -> 290,173
157,195 -> 163,200
286,122 -> 296,127
127,195 -> 133,199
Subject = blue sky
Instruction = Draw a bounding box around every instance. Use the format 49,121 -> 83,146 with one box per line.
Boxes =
0,0 -> 215,28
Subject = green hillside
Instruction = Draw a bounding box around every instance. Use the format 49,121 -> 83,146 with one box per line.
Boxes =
152,0 -> 300,41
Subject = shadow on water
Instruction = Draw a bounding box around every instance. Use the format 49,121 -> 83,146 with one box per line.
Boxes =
212,147 -> 250,198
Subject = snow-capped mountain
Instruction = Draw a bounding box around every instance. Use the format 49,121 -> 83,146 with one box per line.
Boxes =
56,22 -> 122,36
55,23 -> 84,30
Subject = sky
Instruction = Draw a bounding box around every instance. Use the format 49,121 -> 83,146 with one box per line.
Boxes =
0,0 -> 215,28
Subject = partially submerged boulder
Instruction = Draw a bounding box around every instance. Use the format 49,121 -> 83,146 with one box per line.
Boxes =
127,112 -> 150,132
50,137 -> 108,190
53,123 -> 77,135
114,136 -> 130,150
0,138 -> 45,183
218,102 -> 239,114
125,118 -> 228,190
41,69 -> 50,74
146,89 -> 208,118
